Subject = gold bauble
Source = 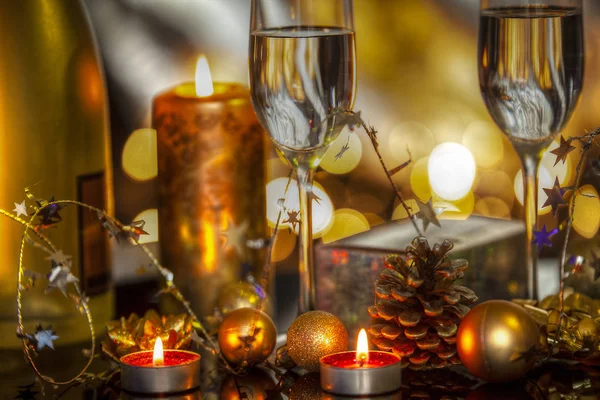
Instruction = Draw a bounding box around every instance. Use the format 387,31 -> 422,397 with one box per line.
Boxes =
217,308 -> 277,367
287,311 -> 349,372
457,300 -> 539,382
217,281 -> 272,316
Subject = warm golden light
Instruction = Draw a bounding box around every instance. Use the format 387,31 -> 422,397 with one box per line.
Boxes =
195,55 -> 214,97
491,328 -> 510,348
356,329 -> 369,364
153,337 -> 164,366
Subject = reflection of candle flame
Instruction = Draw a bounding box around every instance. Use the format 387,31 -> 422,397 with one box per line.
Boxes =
153,337 -> 164,366
195,55 -> 214,97
357,329 -> 369,365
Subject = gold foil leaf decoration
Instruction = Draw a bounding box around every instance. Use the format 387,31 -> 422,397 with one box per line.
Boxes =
102,310 -> 194,360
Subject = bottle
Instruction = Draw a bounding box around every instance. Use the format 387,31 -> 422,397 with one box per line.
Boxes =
0,0 -> 114,354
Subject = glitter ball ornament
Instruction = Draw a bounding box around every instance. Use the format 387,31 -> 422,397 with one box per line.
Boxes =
457,300 -> 540,382
287,311 -> 349,372
217,308 -> 277,367
216,281 -> 272,316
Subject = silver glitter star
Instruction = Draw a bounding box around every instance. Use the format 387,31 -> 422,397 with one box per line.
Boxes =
416,198 -> 442,232
32,325 -> 59,351
46,265 -> 78,296
45,250 -> 72,266
13,201 -> 28,218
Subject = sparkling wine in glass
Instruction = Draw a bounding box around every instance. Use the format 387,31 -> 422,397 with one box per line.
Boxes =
478,0 -> 584,299
250,0 -> 356,313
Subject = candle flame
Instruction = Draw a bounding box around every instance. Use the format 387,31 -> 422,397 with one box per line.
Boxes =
195,55 -> 214,97
153,337 -> 164,366
357,329 -> 369,364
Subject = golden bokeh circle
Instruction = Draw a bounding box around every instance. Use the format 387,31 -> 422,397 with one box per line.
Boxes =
475,196 -> 511,219
321,208 -> 370,244
572,184 -> 600,239
363,212 -> 385,227
270,227 -> 297,262
410,157 -> 431,201
320,130 -> 362,175
437,191 -> 474,220
132,208 -> 159,244
391,199 -> 420,221
122,128 -> 158,181
462,121 -> 504,169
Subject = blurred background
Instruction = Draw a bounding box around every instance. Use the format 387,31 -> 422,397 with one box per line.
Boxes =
84,0 -> 600,327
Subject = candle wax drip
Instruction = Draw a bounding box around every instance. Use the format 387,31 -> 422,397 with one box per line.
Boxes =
121,351 -> 199,367
322,352 -> 400,369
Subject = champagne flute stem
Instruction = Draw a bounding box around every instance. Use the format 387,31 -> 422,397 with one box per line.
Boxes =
521,152 -> 541,300
296,165 -> 316,314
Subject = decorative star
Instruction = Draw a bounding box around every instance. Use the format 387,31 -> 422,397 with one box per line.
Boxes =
542,177 -> 567,218
121,220 -> 149,243
97,210 -> 122,241
334,137 -> 351,161
222,220 -> 249,258
13,201 -> 28,218
19,270 -> 43,292
532,225 -> 558,254
45,250 -> 72,266
45,265 -> 78,296
20,325 -> 59,351
550,135 -> 575,166
416,198 -> 441,232
14,384 -> 39,400
35,197 -> 64,228
283,210 -> 300,232
308,192 -> 322,206
332,110 -> 361,131
69,293 -> 89,315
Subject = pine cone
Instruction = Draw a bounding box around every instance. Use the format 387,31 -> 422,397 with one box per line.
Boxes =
368,236 -> 478,370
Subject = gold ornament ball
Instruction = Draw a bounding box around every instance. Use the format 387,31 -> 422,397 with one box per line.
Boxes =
457,300 -> 540,383
289,373 -> 321,400
219,369 -> 276,400
217,307 -> 277,367
217,281 -> 272,316
287,311 -> 349,372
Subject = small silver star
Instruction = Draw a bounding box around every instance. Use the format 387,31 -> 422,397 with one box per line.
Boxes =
46,265 -> 78,296
13,201 -> 28,218
416,198 -> 442,232
33,326 -> 59,350
45,250 -> 72,266
334,137 -> 351,161
222,219 -> 249,258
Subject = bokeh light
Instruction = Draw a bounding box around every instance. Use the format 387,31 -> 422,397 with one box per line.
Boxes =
321,208 -> 370,244
437,192 -> 474,220
391,199 -> 420,221
428,142 -> 476,201
320,129 -> 362,174
266,177 -> 334,238
133,208 -> 159,244
572,184 -> 600,239
270,228 -> 296,262
122,128 -> 158,181
462,121 -> 504,169
475,196 -> 511,219
410,157 -> 431,201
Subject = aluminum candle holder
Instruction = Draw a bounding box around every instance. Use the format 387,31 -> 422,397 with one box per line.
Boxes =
120,338 -> 201,394
320,329 -> 402,396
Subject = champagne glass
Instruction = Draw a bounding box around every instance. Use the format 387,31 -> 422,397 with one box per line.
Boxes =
249,0 -> 356,313
478,0 -> 584,299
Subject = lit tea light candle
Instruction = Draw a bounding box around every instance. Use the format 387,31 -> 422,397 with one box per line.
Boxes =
120,337 -> 201,394
320,329 -> 402,396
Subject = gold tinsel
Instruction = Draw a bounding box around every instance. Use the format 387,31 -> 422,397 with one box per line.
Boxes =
102,309 -> 194,360
514,291 -> 600,365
